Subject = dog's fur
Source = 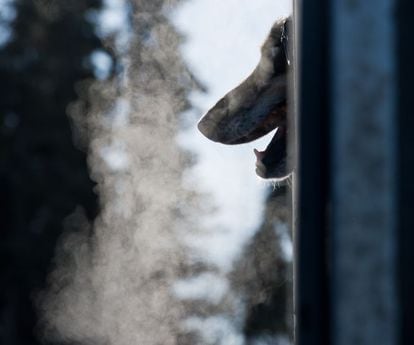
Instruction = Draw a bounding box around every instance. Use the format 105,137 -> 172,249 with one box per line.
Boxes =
198,17 -> 291,180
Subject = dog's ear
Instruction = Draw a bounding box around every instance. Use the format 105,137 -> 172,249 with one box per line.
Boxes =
197,17 -> 290,145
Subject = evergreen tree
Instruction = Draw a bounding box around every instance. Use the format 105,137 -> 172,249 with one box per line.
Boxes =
0,1 -> 112,343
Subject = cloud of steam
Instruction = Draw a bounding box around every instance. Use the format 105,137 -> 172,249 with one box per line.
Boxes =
37,1 -> 200,344
37,0 -> 293,344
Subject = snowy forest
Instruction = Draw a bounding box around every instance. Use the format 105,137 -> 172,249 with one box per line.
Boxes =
0,1 -> 293,344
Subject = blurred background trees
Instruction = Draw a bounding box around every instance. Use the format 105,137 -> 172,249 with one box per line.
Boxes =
0,1 -> 112,343
0,1 -> 292,344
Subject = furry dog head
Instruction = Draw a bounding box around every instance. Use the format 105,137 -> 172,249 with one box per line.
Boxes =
198,18 -> 291,180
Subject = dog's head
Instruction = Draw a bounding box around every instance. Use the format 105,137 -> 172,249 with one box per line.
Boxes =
197,18 -> 291,180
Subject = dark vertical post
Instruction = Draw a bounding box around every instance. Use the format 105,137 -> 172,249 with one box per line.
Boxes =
294,0 -> 330,344
294,0 -> 411,344
397,1 -> 414,344
330,1 -> 399,344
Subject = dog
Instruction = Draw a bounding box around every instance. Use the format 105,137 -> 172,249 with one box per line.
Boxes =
197,17 -> 291,180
